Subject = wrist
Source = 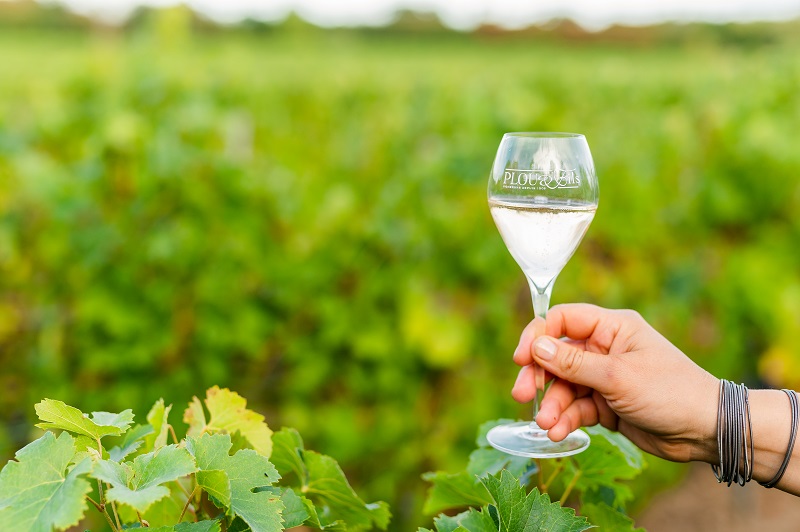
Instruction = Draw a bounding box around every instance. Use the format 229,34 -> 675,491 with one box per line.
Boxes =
689,373 -> 721,464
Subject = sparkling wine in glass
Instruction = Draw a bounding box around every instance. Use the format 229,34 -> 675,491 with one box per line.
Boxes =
486,132 -> 599,458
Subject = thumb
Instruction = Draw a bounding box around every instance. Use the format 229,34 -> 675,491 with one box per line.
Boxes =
531,336 -> 614,394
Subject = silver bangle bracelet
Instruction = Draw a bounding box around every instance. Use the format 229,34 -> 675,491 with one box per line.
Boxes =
711,380 -> 753,486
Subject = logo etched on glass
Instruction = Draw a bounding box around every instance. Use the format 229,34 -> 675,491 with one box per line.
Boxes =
501,168 -> 581,190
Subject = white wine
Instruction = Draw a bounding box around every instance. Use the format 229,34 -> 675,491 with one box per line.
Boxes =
489,199 -> 596,289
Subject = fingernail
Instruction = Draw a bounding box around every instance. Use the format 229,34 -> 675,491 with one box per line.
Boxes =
534,337 -> 556,361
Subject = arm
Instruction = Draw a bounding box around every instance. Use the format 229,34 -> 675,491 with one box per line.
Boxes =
511,304 -> 800,496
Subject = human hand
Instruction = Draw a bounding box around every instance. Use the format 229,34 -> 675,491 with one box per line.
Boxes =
511,304 -> 720,463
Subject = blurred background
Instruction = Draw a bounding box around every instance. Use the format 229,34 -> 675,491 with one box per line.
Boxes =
1,0 -> 800,529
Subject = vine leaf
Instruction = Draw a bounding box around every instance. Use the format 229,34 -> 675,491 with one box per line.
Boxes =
145,398 -> 173,452
305,451 -> 391,530
187,433 -> 283,532
481,470 -> 592,532
581,502 -> 644,532
420,508 -> 497,532
277,487 -> 309,529
148,521 -> 222,532
270,428 -> 305,481
184,386 -> 273,457
300,495 -> 346,530
108,424 -> 155,462
35,399 -> 134,442
94,444 -> 197,513
0,432 -> 93,531
270,427 -> 390,530
421,471 -> 492,515
566,426 -> 644,507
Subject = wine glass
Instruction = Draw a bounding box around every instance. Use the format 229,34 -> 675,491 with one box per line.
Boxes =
486,132 -> 599,458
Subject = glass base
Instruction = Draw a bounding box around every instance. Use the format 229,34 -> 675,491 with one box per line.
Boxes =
486,421 -> 590,458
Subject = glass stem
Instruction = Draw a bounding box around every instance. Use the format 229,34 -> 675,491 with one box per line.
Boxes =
527,277 -> 554,431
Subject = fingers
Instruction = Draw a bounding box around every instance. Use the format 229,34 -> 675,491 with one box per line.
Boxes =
545,303 -> 613,341
513,317 -> 545,366
536,379 -> 590,429
535,379 -> 574,429
547,397 -> 599,442
531,336 -> 617,395
511,365 -> 538,403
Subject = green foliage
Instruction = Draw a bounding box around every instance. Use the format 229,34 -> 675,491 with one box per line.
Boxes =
35,400 -> 134,444
271,428 -> 391,531
0,432 -> 92,531
421,420 -> 645,530
0,389 -> 389,531
186,434 -> 282,532
482,471 -> 591,532
3,26 -> 800,529
580,503 -> 645,532
94,445 -> 197,513
185,387 -> 273,458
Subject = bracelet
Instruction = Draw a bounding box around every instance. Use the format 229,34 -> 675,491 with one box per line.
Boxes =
758,389 -> 799,489
711,380 -> 754,486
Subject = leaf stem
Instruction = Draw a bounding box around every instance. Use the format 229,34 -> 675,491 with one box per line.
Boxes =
173,478 -> 192,499
168,424 -> 180,445
559,470 -> 582,505
97,479 -> 105,507
86,496 -> 118,531
110,499 -> 122,530
536,459 -> 543,491
179,485 -> 199,522
542,460 -> 564,492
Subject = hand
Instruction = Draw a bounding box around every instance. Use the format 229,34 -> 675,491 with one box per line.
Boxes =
511,304 -> 720,463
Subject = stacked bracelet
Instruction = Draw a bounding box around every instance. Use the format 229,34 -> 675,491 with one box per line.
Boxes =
758,389 -> 799,489
712,382 -> 800,489
711,380 -> 753,486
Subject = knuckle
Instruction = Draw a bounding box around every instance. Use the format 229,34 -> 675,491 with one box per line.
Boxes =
620,309 -> 642,322
561,345 -> 584,376
604,358 -> 620,387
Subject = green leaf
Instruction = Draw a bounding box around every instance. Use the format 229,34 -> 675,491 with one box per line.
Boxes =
466,448 -> 531,479
187,433 -> 283,532
566,427 -> 644,507
278,487 -> 310,529
184,386 -> 273,457
116,482 -> 192,527
421,471 -> 492,515
94,444 -> 197,513
186,434 -> 232,506
0,432 -> 93,532
481,470 -> 592,532
145,399 -> 173,452
269,427 -> 388,530
428,509 -> 497,532
198,469 -> 231,506
585,426 -> 643,470
581,503 -> 644,532
109,424 -> 155,461
453,508 -> 498,531
304,450 -> 391,530
148,521 -> 222,532
270,428 -> 305,482
35,399 -> 134,441
300,496 -> 346,530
